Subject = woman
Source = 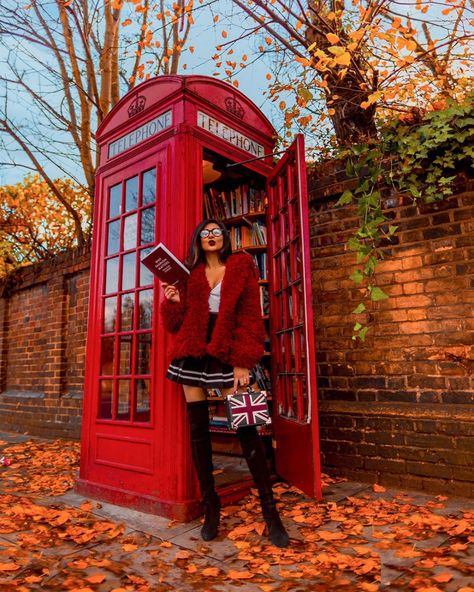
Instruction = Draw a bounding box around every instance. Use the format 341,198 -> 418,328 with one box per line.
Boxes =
160,218 -> 289,548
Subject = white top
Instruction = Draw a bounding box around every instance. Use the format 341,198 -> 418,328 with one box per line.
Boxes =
208,281 -> 222,313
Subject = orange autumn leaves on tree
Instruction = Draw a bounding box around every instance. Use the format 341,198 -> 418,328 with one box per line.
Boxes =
0,175 -> 91,279
0,0 -> 196,237
121,0 -> 196,85
224,0 -> 473,145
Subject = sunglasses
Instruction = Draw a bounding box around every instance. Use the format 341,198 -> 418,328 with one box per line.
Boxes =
200,228 -> 224,238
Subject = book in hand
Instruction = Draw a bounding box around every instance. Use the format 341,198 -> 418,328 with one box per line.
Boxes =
141,242 -> 190,286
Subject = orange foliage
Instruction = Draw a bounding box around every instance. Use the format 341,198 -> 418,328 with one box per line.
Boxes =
215,0 -> 473,144
0,175 -> 91,279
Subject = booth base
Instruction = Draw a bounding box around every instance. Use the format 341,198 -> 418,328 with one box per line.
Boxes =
75,478 -> 202,522
75,455 -> 256,522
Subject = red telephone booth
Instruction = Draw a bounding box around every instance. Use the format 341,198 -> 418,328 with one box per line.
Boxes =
77,75 -> 321,520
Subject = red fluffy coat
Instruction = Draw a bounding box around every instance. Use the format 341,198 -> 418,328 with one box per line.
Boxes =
160,252 -> 265,369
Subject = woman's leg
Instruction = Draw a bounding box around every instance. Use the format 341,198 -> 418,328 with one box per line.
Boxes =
221,385 -> 289,548
183,385 -> 220,541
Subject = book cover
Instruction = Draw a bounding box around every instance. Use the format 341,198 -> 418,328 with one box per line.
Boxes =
141,242 -> 190,286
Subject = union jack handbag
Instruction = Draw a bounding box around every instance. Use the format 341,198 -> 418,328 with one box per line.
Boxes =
225,386 -> 271,430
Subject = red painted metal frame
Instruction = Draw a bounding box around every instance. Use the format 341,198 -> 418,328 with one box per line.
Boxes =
77,76 -> 282,520
266,135 -> 321,499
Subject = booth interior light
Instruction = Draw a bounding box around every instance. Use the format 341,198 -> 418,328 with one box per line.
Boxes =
202,159 -> 222,184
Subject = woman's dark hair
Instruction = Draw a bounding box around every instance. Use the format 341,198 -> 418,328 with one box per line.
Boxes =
185,218 -> 232,270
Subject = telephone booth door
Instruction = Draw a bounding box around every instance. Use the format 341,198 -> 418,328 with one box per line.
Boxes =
268,135 -> 321,499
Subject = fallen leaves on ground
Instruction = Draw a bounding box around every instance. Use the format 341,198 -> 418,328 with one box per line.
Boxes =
0,438 -> 473,591
0,439 -> 79,497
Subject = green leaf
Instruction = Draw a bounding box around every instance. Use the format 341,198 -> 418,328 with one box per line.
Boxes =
349,269 -> 364,284
358,326 -> 369,341
336,190 -> 354,206
353,322 -> 362,331
347,237 -> 362,251
352,303 -> 366,314
364,256 -> 377,276
388,225 -> 398,235
351,144 -> 366,156
354,179 -> 369,194
458,117 -> 474,128
369,286 -> 389,301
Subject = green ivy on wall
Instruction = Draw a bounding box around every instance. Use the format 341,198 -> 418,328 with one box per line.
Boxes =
335,93 -> 474,341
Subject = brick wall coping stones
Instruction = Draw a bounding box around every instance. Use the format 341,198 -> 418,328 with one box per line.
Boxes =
319,401 -> 474,422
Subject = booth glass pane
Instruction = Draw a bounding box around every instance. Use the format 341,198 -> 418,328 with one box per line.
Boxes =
294,240 -> 302,281
139,262 -> 154,287
142,169 -> 156,205
117,380 -> 131,420
103,296 -> 117,333
120,293 -> 134,332
290,332 -> 296,371
123,213 -> 137,251
125,176 -> 139,211
122,253 -> 136,291
119,335 -> 133,375
290,375 -> 299,418
100,337 -> 115,376
139,247 -> 153,287
98,380 -> 113,419
140,206 -> 155,245
107,220 -> 120,255
135,379 -> 151,422
285,249 -> 291,286
105,257 -> 119,294
296,281 -> 304,324
300,331 -> 307,370
109,184 -> 122,218
138,289 -> 153,329
137,333 -> 151,375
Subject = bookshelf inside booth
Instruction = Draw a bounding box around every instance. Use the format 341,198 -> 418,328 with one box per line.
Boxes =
201,149 -> 273,457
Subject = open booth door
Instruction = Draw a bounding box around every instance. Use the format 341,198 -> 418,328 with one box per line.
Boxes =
267,135 -> 321,499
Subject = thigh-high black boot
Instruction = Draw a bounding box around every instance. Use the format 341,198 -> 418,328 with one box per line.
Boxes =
237,426 -> 289,548
187,400 -> 220,541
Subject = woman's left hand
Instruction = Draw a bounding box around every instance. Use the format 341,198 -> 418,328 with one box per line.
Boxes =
233,367 -> 251,391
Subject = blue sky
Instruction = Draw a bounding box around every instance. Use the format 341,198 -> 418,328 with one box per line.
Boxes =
0,1 -> 467,186
0,1 -> 275,186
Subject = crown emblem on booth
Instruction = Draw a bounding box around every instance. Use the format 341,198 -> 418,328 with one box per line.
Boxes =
224,96 -> 245,119
128,95 -> 146,118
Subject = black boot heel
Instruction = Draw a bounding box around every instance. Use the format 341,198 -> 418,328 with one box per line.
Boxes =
201,493 -> 221,541
262,500 -> 289,548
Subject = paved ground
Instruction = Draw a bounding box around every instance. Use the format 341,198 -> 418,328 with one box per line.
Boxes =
0,430 -> 472,591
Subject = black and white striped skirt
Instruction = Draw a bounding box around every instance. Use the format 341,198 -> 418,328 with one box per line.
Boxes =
166,313 -> 254,389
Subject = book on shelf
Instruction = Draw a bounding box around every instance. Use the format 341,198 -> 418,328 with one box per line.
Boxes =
209,415 -> 229,428
260,284 -> 269,316
253,253 -> 267,280
252,221 -> 267,246
203,184 -> 267,220
207,388 -> 222,399
264,333 -> 271,353
254,362 -> 272,392
141,243 -> 189,287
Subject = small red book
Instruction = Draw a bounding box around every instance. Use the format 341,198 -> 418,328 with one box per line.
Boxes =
141,243 -> 190,286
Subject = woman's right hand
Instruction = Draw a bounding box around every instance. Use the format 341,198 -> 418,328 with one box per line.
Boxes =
161,282 -> 181,303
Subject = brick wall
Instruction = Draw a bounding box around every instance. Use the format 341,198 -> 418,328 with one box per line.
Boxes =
0,247 -> 90,438
0,169 -> 472,497
309,164 -> 474,497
